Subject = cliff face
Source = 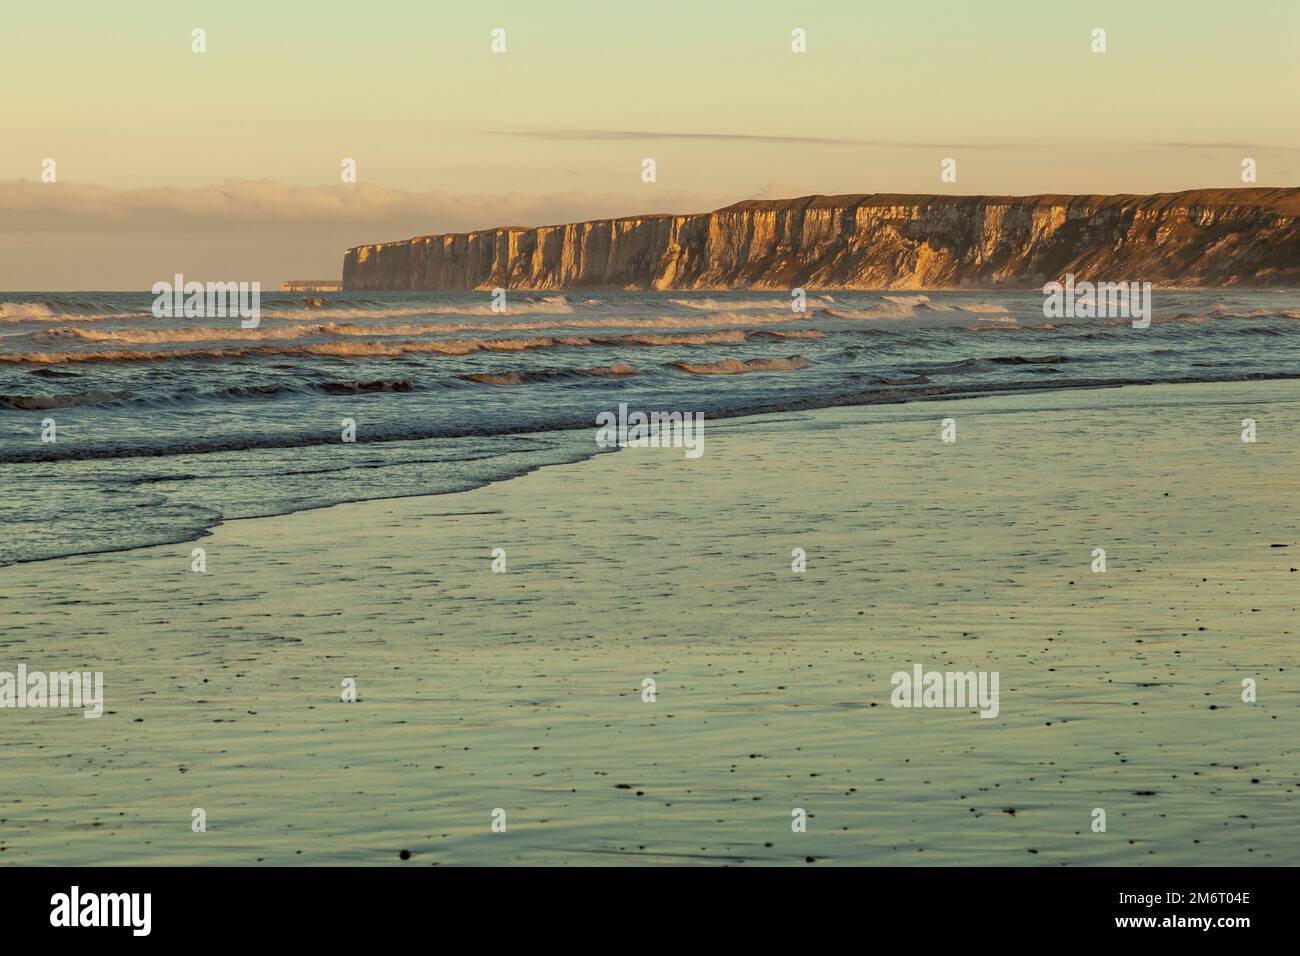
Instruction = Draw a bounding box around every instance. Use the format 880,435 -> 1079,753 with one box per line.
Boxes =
342,188 -> 1300,291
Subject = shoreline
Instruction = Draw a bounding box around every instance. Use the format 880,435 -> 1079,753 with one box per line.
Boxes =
2,379 -> 1297,865
8,371 -> 1300,570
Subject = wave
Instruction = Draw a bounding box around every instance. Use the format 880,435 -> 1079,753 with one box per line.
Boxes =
265,296 -> 580,321
881,295 -> 933,309
669,297 -> 835,312
749,329 -> 825,340
985,354 -> 1069,364
905,355 -> 1070,375
0,302 -> 57,320
0,303 -> 146,324
0,378 -> 422,411
217,384 -> 288,400
949,302 -> 1015,314
0,296 -> 583,325
876,374 -> 931,385
820,294 -> 1018,322
7,369 -> 1300,466
0,329 -> 755,365
671,356 -> 811,375
314,378 -> 413,394
1209,307 -> 1300,319
33,325 -> 349,344
1162,308 -> 1300,321
620,330 -> 747,347
0,389 -> 133,410
458,364 -> 639,385
30,312 -> 810,346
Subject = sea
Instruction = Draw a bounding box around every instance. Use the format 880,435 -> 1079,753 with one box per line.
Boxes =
2,288 -> 1297,566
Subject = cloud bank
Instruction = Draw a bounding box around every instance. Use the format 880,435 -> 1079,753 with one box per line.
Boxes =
0,180 -> 714,290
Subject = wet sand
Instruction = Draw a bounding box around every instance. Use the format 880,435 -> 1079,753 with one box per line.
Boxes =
1,380 -> 1297,865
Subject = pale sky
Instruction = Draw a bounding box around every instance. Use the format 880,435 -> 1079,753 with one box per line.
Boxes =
3,0 -> 1297,289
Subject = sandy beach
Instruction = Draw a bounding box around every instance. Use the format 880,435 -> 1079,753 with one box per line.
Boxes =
1,379 -> 1297,866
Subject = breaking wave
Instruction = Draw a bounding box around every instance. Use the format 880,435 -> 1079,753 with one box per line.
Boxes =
0,330 -> 757,365
671,356 -> 811,375
30,311 -> 811,346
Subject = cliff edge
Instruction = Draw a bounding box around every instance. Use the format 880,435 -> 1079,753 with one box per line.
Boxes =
342,188 -> 1300,291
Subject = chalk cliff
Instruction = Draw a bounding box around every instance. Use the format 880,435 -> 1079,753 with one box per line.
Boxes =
342,188 -> 1300,290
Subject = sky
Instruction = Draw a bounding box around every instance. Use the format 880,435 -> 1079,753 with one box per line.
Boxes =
3,0 -> 1298,289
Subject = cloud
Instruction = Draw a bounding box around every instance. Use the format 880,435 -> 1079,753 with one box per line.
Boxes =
1152,142 -> 1295,151
486,128 -> 869,146
491,130 -> 1300,152
0,179 -> 719,289
483,129 -> 1022,149
0,179 -> 691,234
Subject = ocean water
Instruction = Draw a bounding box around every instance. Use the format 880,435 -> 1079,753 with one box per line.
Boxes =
2,289 -> 1297,566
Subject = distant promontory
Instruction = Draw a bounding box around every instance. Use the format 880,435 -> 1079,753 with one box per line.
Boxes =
343,188 -> 1300,291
